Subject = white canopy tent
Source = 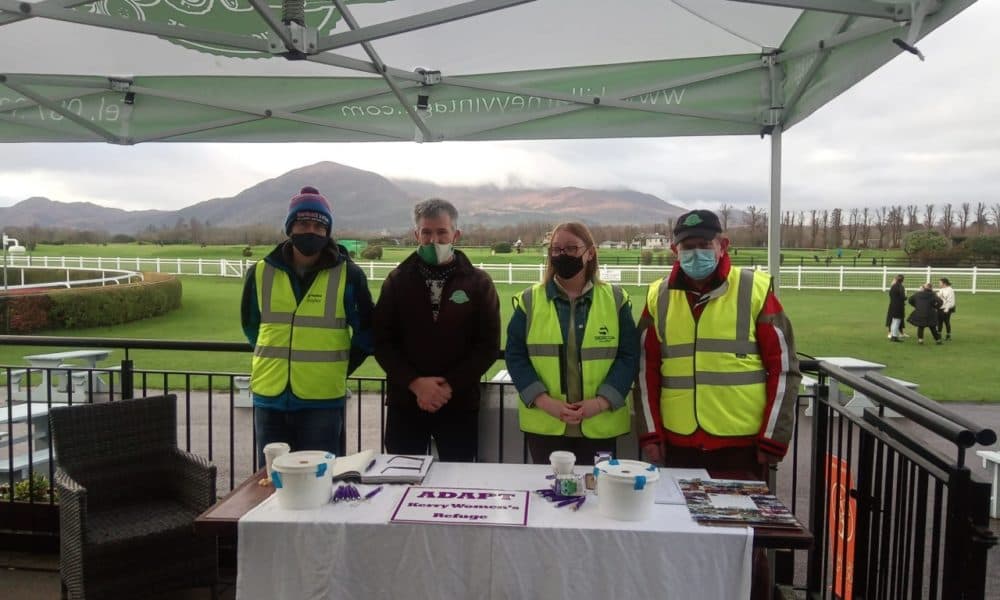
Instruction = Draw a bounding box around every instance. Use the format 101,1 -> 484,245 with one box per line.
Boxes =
0,0 -> 979,278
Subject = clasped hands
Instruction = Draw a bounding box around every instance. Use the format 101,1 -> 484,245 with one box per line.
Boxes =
534,393 -> 610,424
409,376 -> 452,413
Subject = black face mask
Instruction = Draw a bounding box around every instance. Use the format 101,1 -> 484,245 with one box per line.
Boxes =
290,233 -> 327,257
550,253 -> 585,279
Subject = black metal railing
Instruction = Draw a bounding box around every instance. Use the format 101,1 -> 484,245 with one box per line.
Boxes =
798,359 -> 997,599
1,337 -> 997,598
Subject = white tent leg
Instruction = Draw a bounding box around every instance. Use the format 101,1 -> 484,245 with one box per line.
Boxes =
768,124 -> 782,294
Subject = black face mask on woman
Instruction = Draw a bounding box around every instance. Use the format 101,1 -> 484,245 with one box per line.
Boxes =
290,233 -> 327,257
550,253 -> 585,279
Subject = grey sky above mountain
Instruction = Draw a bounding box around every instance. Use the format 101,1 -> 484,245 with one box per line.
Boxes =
0,2 -> 995,216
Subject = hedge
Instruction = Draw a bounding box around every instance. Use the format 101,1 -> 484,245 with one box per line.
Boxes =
0,272 -> 182,333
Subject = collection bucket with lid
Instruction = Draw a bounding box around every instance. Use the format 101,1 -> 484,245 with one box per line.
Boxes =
271,450 -> 336,510
593,459 -> 660,521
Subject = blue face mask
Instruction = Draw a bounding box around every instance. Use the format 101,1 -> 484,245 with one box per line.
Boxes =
678,248 -> 719,280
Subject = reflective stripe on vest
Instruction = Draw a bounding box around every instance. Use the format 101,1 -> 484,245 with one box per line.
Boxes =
517,282 -> 630,439
252,261 -> 350,400
646,268 -> 770,436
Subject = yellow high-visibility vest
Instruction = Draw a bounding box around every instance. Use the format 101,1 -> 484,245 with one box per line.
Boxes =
252,261 -> 350,400
516,281 -> 630,439
646,267 -> 770,436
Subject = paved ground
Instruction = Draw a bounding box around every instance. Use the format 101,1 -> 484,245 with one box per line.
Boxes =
2,390 -> 998,599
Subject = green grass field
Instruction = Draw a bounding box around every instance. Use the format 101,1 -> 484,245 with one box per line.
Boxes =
2,273 -> 996,402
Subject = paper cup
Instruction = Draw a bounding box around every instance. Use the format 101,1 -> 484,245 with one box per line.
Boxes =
549,450 -> 576,476
263,442 -> 291,478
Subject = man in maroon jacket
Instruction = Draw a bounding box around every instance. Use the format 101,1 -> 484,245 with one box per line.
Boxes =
374,198 -> 500,461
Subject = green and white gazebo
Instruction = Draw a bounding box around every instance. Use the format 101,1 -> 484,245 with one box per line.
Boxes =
0,0 -> 979,276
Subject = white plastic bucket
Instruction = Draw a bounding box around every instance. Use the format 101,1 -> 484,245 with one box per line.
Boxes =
594,459 -> 660,521
271,451 -> 336,510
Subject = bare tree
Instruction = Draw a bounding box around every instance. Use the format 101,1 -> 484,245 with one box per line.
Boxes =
830,208 -> 843,248
718,204 -> 733,231
906,205 -> 920,231
860,207 -> 872,247
809,210 -> 819,248
940,204 -> 954,238
846,208 -> 860,247
975,202 -> 988,235
992,204 -> 1000,233
923,204 -> 936,230
820,210 -> 830,248
745,205 -> 764,246
875,206 -> 889,249
796,211 -> 805,247
889,205 -> 905,248
959,202 -> 971,234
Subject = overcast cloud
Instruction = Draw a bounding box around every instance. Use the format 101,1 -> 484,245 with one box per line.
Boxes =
0,1 -> 996,216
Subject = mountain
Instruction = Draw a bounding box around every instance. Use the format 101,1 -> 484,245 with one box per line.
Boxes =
0,161 -> 688,234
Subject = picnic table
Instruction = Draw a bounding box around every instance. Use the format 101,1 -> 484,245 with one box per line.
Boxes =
805,356 -> 893,417
18,349 -> 112,402
0,402 -> 65,480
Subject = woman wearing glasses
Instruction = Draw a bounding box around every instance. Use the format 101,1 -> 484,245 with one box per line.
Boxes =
505,222 -> 639,465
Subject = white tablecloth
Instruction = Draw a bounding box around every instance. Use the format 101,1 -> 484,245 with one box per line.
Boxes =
237,463 -> 753,600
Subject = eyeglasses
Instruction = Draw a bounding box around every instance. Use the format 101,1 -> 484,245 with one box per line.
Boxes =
549,245 -> 586,256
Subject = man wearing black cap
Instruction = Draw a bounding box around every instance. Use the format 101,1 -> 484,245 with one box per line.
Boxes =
637,209 -> 800,599
241,186 -> 374,467
637,208 -> 800,474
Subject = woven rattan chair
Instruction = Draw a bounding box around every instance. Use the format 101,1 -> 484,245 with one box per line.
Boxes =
49,394 -> 218,599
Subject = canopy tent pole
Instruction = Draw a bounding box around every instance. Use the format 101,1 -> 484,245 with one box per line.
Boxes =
768,124 -> 782,294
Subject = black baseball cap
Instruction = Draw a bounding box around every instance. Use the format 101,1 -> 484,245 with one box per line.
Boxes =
673,209 -> 723,242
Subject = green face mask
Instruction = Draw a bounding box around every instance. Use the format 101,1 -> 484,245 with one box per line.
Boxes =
416,243 -> 454,265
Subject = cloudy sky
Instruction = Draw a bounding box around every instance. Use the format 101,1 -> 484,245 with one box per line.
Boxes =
0,1 -> 996,215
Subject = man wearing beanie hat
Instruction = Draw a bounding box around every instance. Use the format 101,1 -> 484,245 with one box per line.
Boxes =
241,186 -> 374,465
635,209 -> 800,599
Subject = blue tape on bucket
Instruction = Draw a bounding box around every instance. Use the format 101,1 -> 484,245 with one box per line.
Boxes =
272,472 -> 283,488
316,463 -> 327,477
593,467 -> 600,478
609,458 -> 620,465
646,464 -> 657,471
634,475 -> 646,490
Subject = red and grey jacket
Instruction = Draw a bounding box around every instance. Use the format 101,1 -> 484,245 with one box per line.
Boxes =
637,253 -> 801,458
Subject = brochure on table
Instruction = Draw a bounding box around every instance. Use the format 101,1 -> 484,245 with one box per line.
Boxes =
390,487 -> 530,527
678,478 -> 801,528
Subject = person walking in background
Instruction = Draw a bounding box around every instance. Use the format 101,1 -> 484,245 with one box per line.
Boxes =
506,222 -> 638,466
241,186 -> 374,466
374,198 -> 500,462
886,274 -> 906,342
907,283 -> 943,345
936,278 -> 956,341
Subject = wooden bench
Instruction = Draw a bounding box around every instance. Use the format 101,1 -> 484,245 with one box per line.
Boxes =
0,448 -> 54,481
976,450 -> 1000,519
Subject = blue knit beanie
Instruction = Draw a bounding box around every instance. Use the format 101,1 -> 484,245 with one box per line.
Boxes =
284,186 -> 333,236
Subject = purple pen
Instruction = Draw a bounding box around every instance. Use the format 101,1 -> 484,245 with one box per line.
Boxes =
364,486 -> 383,500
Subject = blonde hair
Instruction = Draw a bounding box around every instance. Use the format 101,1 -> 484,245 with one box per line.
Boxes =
544,222 -> 600,283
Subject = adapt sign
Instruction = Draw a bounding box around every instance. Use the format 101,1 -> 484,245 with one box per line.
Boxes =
390,487 -> 529,527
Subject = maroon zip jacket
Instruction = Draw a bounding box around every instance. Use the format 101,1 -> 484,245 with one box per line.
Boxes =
373,250 -> 501,410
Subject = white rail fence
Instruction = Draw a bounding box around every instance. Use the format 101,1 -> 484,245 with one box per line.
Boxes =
0,265 -> 142,291
4,256 -> 999,293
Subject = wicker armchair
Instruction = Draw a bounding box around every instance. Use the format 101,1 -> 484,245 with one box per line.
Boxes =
49,394 -> 218,600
